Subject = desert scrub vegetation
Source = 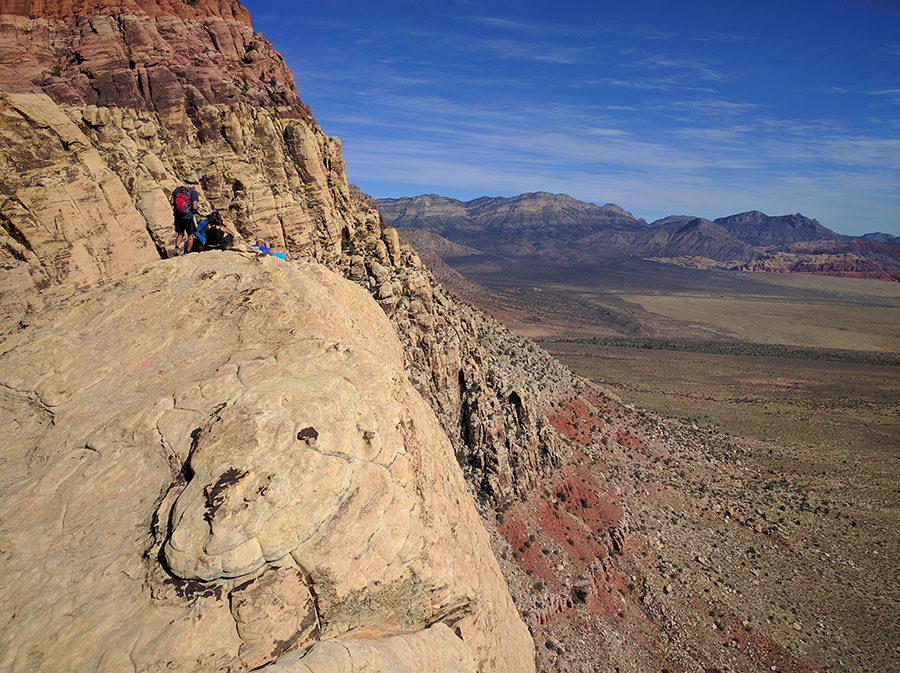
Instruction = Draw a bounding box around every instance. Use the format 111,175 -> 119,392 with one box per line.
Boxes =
554,336 -> 900,366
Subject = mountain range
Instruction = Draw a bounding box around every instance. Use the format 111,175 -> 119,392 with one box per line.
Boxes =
377,193 -> 900,280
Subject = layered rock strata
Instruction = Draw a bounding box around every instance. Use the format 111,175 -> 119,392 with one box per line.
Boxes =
0,0 -> 357,324
0,253 -> 533,673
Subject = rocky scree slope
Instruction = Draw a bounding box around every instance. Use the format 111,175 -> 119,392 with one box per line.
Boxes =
0,253 -> 533,673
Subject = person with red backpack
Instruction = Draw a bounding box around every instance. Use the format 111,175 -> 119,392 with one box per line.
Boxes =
171,175 -> 201,256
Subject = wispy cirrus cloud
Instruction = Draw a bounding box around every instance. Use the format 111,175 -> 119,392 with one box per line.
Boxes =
585,76 -> 716,93
629,26 -> 676,41
876,43 -> 900,59
463,15 -> 593,38
464,16 -> 547,32
586,77 -> 675,92
672,126 -> 756,143
869,88 -> 900,104
665,99 -> 760,115
626,54 -> 732,82
461,36 -> 592,63
605,20 -> 742,45
372,26 -> 594,65
688,31 -> 756,43
337,93 -> 767,179
761,135 -> 900,170
826,85 -> 900,98
825,85 -> 900,105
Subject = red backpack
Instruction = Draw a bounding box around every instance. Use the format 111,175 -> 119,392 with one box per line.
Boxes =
173,187 -> 193,218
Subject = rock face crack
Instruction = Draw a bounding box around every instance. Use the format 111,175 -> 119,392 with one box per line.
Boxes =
0,383 -> 56,421
0,206 -> 38,256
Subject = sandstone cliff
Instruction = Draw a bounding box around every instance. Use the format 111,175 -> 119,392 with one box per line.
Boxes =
0,0 -> 573,515
0,253 -> 533,673
0,0 -> 355,324
0,2 -> 627,670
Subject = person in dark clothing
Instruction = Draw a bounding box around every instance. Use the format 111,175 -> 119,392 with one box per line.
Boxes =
204,211 -> 235,251
171,175 -> 201,255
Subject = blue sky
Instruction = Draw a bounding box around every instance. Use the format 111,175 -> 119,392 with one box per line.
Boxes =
241,0 -> 900,235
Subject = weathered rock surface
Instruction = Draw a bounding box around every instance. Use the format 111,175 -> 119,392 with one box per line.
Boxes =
0,0 -> 303,115
739,251 -> 900,281
0,91 -> 162,321
259,624 -> 476,673
0,253 -> 534,673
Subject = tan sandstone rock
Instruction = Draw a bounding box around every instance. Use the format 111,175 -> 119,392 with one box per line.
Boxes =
0,1 -> 377,323
0,90 -> 160,324
0,253 -> 534,673
258,623 -> 476,673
